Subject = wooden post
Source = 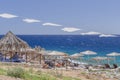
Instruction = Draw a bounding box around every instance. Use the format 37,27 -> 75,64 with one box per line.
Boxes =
5,53 -> 6,60
10,51 -> 12,62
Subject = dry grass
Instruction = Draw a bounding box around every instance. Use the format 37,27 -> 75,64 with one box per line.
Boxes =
0,62 -> 119,80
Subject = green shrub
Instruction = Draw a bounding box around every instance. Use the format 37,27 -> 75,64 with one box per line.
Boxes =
7,67 -> 25,78
48,69 -> 63,78
36,69 -> 42,75
63,76 -> 80,80
54,70 -> 63,78
24,73 -> 56,80
28,67 -> 33,73
24,73 -> 41,80
0,68 -> 6,75
39,74 -> 56,80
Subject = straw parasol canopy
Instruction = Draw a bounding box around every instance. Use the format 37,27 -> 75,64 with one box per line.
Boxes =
70,53 -> 84,58
106,52 -> 120,56
80,50 -> 97,55
106,52 -> 120,63
43,51 -> 68,60
26,48 -> 36,52
34,46 -> 46,55
0,31 -> 30,52
44,51 -> 68,56
92,56 -> 108,61
80,50 -> 97,59
34,46 -> 43,52
92,56 -> 113,64
70,53 -> 84,64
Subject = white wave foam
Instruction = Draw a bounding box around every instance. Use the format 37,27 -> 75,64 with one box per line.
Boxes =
99,34 -> 117,37
80,31 -> 101,35
68,59 -> 87,65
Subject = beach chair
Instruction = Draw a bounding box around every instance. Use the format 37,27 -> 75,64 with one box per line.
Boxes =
42,64 -> 50,69
104,64 -> 111,69
85,64 -> 93,69
11,52 -> 24,62
113,64 -> 118,69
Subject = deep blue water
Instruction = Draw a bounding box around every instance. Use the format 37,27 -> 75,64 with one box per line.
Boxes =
1,35 -> 120,55
1,35 -> 120,64
17,35 -> 120,55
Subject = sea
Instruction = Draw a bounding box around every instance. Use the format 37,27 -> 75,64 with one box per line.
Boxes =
1,35 -> 120,65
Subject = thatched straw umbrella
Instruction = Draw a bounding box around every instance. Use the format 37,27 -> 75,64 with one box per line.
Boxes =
80,50 -> 97,56
70,53 -> 84,59
44,51 -> 68,69
0,31 -> 30,62
80,50 -> 97,59
70,53 -> 84,64
45,51 -> 68,56
43,51 -> 68,62
92,56 -> 113,65
107,52 -> 120,63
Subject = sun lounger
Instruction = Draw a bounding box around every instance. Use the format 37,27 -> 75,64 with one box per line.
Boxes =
85,64 -> 93,69
113,64 -> 118,69
42,64 -> 51,69
104,64 -> 111,69
10,52 -> 24,62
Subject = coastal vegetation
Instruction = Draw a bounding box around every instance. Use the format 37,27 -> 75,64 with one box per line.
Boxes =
0,62 -> 119,80
0,63 -> 81,80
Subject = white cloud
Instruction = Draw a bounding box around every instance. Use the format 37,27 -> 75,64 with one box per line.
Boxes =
0,13 -> 18,18
42,23 -> 62,26
23,18 -> 40,23
80,31 -> 101,35
99,34 -> 117,37
62,27 -> 81,32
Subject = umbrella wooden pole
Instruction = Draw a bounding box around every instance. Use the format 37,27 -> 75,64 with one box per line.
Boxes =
65,60 -> 67,71
114,56 -> 116,63
10,52 -> 12,62
79,57 -> 81,63
107,59 -> 110,64
97,60 -> 99,65
19,51 -> 21,59
26,52 -> 27,63
88,55 -> 90,60
5,53 -> 6,60
39,54 -> 41,64
54,59 -> 56,69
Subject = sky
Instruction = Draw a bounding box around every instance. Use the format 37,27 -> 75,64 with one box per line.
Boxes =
0,0 -> 120,35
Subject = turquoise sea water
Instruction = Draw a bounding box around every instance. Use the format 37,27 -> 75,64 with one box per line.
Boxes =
1,35 -> 120,65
